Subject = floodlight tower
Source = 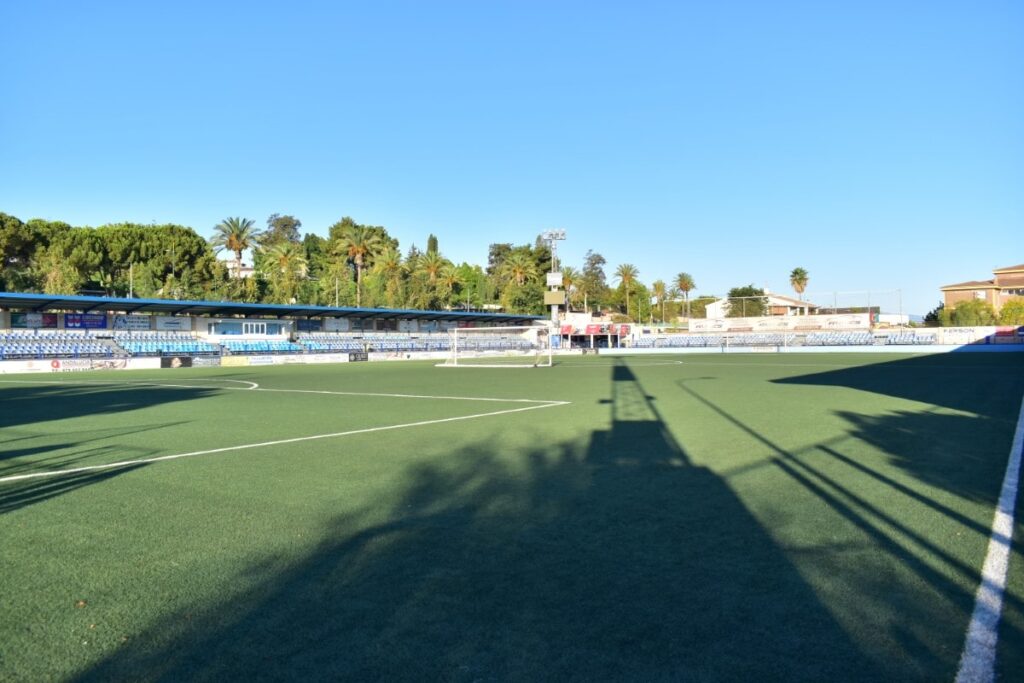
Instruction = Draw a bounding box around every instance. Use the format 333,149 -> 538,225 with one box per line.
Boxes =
540,229 -> 566,324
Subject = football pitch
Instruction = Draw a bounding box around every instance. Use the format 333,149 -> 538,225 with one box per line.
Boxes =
2,353 -> 1023,681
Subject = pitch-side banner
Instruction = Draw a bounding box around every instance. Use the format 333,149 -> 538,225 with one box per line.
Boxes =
690,314 -> 871,333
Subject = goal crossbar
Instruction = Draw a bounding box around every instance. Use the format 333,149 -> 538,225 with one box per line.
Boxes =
437,325 -> 553,368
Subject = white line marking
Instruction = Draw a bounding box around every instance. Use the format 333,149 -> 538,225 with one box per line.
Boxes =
0,379 -> 556,404
0,400 -> 569,484
554,360 -> 685,368
955,392 -> 1024,683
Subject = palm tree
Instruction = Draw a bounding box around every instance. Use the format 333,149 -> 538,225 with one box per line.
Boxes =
652,280 -> 667,322
675,272 -> 696,319
499,251 -> 539,287
261,241 -> 308,303
561,266 -> 579,312
373,247 -> 405,308
439,263 -> 464,306
790,267 -> 809,301
333,225 -> 383,307
615,263 -> 639,321
210,217 -> 261,276
416,251 -> 447,284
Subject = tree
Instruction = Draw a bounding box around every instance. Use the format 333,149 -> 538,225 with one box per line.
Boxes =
263,214 -> 302,246
579,250 -> 608,313
373,247 -> 406,308
923,302 -> 944,326
332,223 -> 384,307
261,241 -> 308,303
426,234 -> 439,255
727,285 -> 767,317
652,280 -> 667,322
999,299 -> 1024,325
486,243 -> 513,277
210,217 -> 261,276
790,267 -> 809,301
438,263 -> 464,306
416,250 -> 446,285
940,299 -> 997,326
615,263 -> 639,321
499,251 -> 539,287
561,266 -> 579,311
675,272 -> 696,319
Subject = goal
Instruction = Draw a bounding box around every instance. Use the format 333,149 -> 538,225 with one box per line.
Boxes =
438,325 -> 553,368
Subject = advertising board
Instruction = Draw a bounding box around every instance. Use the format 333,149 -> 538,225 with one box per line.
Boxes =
303,354 -> 350,364
324,317 -> 350,332
113,315 -> 152,331
64,314 -> 108,329
221,356 -> 250,367
48,359 -> 93,372
296,319 -> 323,332
191,356 -> 223,367
11,313 -> 59,329
155,316 -> 192,331
160,356 -> 193,369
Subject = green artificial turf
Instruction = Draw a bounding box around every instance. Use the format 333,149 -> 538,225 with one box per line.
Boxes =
1,352 -> 1023,681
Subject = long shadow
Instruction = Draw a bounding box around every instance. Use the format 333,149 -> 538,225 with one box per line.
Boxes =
0,382 -> 217,511
0,382 -> 220,431
677,375 -> 1024,678
75,359 -> 886,681
774,352 -> 1024,503
0,465 -> 146,514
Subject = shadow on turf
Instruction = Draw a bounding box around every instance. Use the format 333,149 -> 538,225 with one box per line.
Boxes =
0,383 -> 216,511
0,382 -> 219,431
772,352 -> 1024,504
75,360 -> 891,682
0,464 -> 145,515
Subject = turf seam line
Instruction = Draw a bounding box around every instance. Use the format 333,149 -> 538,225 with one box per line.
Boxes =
954,391 -> 1024,683
0,400 -> 570,484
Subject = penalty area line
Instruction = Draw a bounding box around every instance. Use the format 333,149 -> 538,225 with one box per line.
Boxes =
0,400 -> 570,485
955,391 -> 1024,683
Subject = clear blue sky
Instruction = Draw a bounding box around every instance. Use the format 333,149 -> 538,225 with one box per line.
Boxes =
2,0 -> 1021,315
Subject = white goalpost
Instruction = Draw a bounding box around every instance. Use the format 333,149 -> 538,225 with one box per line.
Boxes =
437,325 -> 553,368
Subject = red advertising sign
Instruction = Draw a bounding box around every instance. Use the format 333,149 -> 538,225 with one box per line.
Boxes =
618,324 -> 631,336
585,324 -> 603,335
560,325 -> 574,335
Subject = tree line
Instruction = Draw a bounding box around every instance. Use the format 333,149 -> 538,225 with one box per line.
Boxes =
0,211 -> 709,319
3,211 -> 857,322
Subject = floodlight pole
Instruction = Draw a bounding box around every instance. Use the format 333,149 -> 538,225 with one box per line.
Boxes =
540,229 -> 566,325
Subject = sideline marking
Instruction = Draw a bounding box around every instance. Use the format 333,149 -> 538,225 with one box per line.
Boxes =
0,400 -> 569,484
955,392 -> 1024,683
0,379 -> 559,404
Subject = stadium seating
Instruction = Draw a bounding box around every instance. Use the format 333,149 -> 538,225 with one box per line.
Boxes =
0,329 -> 115,360
221,340 -> 304,355
803,332 -> 874,346
655,335 -> 724,348
886,333 -> 936,345
117,340 -> 221,356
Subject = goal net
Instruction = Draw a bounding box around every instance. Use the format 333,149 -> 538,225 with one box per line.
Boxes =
438,325 -> 553,368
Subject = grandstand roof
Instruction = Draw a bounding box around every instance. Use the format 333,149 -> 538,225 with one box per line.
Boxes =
0,292 -> 544,324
